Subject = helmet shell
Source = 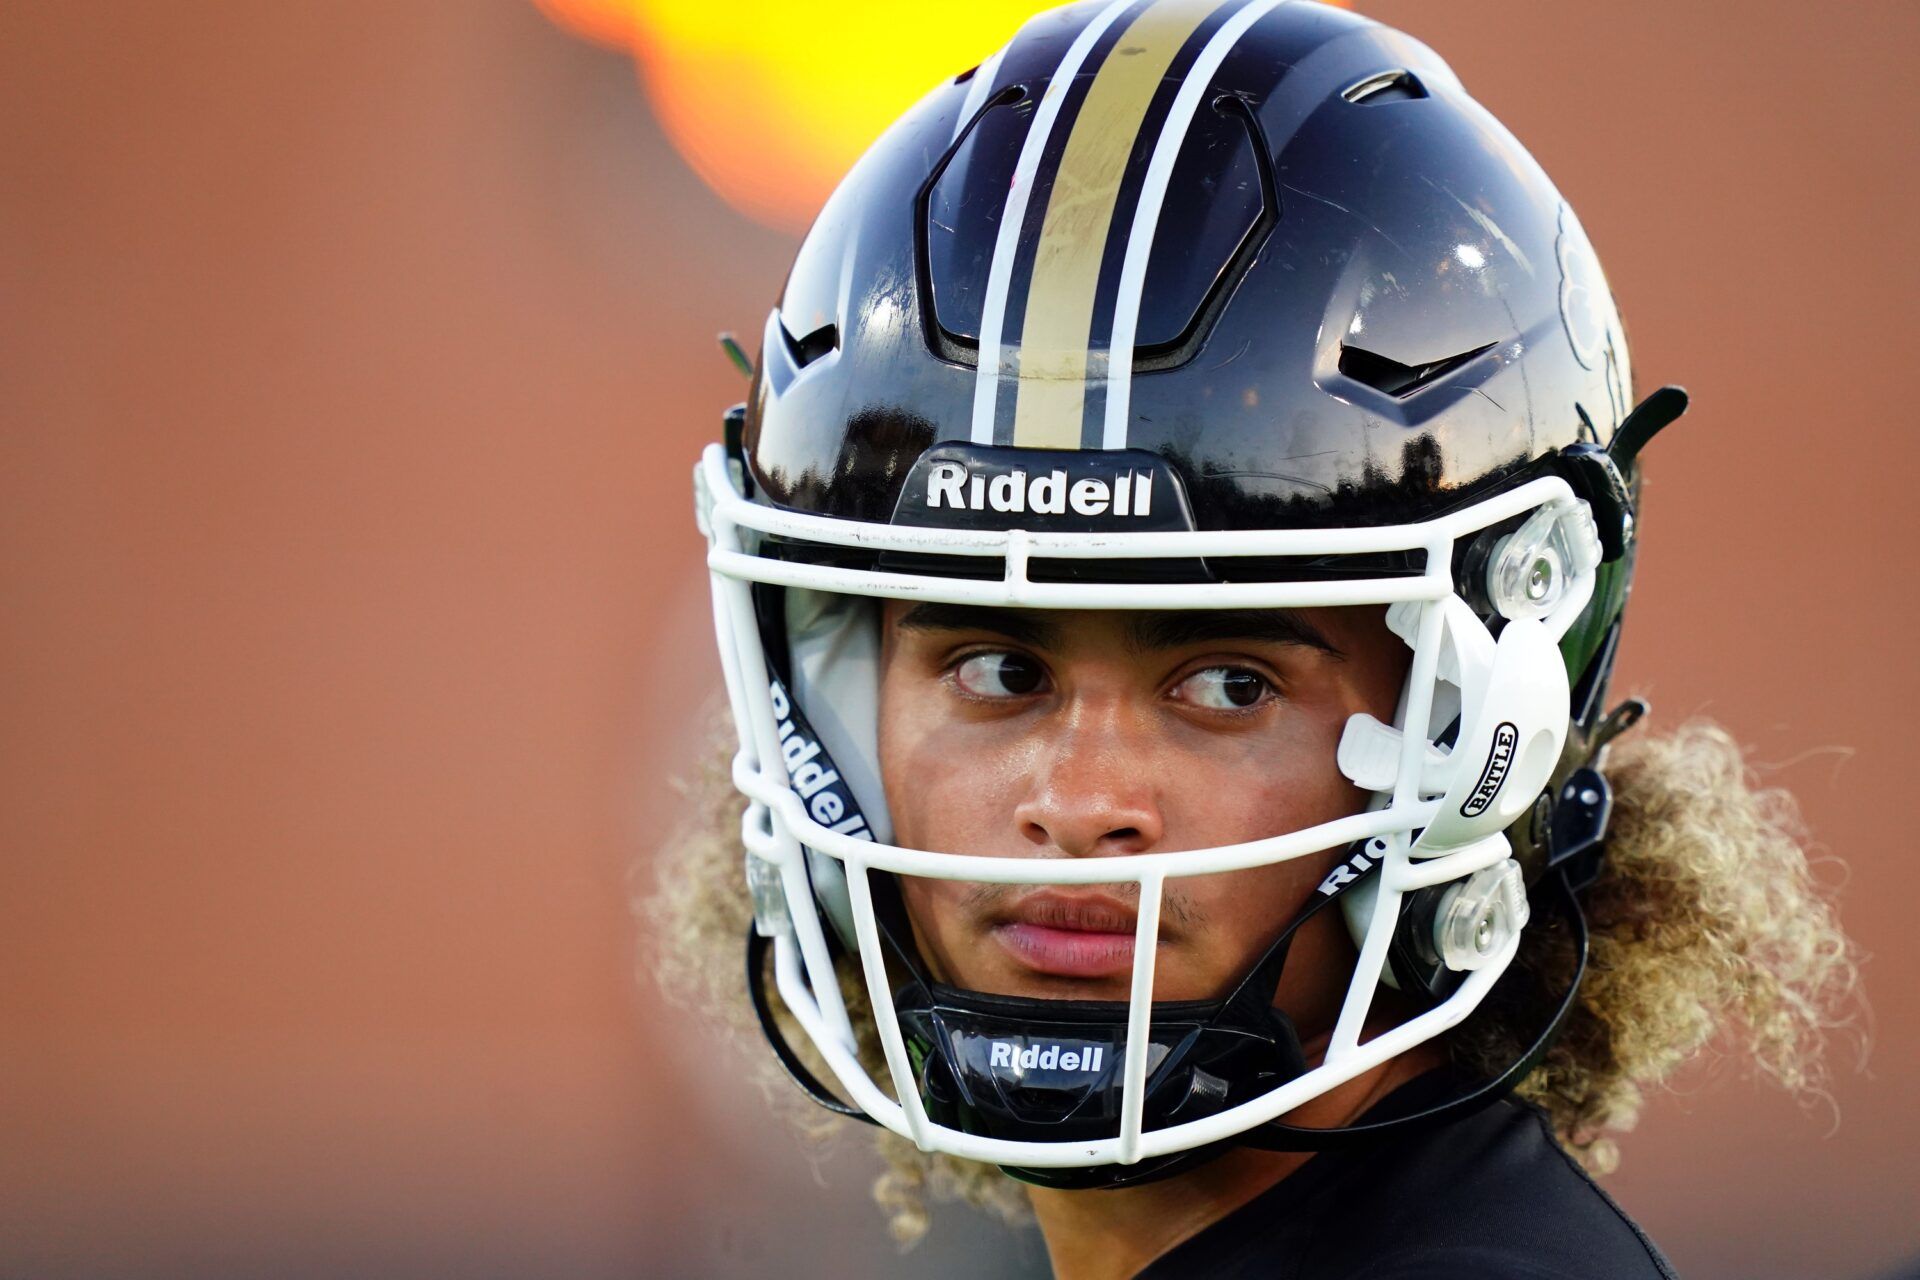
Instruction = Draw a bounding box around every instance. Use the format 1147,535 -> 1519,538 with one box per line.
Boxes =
747,0 -> 1633,534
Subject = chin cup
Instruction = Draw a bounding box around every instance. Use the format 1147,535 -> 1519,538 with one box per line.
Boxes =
896,983 -> 1308,1190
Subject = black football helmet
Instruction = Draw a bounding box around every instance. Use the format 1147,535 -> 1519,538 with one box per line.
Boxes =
694,0 -> 1684,1188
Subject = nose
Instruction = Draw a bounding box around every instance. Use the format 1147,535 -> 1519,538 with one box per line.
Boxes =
1013,703 -> 1165,857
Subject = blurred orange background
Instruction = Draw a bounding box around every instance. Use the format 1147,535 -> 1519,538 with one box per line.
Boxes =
3,3 -> 1916,1277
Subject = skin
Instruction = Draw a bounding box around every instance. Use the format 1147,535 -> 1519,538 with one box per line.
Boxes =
876,602 -> 1443,1280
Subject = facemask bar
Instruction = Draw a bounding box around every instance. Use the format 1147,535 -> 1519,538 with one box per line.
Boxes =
698,444 -> 1595,1167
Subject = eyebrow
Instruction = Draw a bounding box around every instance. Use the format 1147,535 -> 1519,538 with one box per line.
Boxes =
893,603 -> 1058,648
891,604 -> 1344,659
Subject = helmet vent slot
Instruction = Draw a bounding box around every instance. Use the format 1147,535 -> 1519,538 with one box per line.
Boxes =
1343,70 -> 1427,105
1338,342 -> 1493,398
1127,94 -> 1278,373
780,318 -> 839,370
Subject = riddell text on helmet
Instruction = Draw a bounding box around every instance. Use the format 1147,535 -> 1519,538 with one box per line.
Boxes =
925,461 -> 1154,518
767,678 -> 874,840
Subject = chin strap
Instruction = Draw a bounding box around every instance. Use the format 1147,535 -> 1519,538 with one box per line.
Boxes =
745,927 -> 879,1125
1240,861 -> 1590,1150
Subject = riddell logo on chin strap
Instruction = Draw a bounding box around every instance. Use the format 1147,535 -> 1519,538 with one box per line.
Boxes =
926,462 -> 1154,518
1317,841 -> 1382,896
989,1041 -> 1106,1072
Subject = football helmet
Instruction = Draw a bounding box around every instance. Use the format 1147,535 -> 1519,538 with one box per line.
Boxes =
693,0 -> 1684,1187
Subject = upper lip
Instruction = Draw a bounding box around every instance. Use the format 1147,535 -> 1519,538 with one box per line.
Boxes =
996,891 -> 1141,935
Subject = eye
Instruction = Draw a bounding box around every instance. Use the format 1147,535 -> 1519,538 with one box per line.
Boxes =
1172,666 -> 1273,711
952,651 -> 1047,699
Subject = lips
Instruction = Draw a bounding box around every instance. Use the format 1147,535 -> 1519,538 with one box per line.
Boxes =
989,892 -> 1154,979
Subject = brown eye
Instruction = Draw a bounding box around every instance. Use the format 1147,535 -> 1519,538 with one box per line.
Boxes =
954,652 -> 1047,698
1173,666 -> 1272,710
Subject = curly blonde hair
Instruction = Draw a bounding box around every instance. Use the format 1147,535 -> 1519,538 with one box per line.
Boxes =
645,712 -> 1861,1245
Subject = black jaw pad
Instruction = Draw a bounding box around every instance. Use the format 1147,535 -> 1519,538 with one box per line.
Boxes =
895,982 -> 1305,1142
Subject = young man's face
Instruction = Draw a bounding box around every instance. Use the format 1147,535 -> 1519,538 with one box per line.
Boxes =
876,603 -> 1411,1025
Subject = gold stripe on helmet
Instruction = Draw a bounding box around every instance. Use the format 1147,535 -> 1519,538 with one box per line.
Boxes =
1011,0 -> 1231,449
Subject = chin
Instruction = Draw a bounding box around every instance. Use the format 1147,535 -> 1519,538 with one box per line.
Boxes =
998,971 -> 1136,1002
957,941 -> 1211,1005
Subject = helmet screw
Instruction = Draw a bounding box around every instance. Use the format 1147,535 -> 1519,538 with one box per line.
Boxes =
1475,913 -> 1496,953
1526,557 -> 1554,601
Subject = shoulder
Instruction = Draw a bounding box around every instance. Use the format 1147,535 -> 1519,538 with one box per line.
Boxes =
1297,1101 -> 1676,1280
1136,1090 -> 1681,1280
1137,1091 -> 1678,1280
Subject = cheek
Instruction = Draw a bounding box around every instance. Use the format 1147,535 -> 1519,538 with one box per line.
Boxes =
1151,714 -> 1364,985
877,669 -> 1036,855
1160,707 -> 1363,849
895,874 -> 974,984
876,662 -> 940,849
1142,854 -> 1340,1002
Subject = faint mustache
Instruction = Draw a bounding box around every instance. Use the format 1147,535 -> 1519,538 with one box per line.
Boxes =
959,881 -> 1204,934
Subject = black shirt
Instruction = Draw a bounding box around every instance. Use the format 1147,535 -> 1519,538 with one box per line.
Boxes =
1134,1075 -> 1676,1279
